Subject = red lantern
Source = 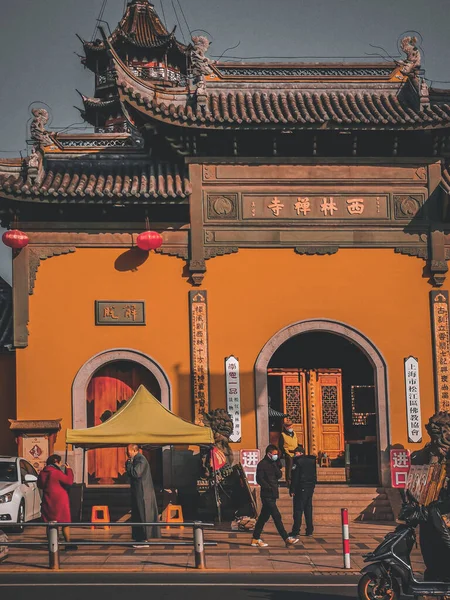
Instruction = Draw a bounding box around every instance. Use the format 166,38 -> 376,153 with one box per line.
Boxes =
136,230 -> 163,252
2,229 -> 29,249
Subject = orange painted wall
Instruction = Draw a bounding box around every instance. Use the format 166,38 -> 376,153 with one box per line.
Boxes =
16,247 -> 440,453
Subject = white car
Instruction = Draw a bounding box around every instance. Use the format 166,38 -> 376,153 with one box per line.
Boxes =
0,456 -> 41,532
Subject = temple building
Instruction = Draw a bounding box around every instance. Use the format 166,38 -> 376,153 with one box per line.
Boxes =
1,0 -> 450,494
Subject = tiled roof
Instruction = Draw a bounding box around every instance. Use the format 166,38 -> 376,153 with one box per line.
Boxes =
119,79 -> 450,130
82,1 -> 187,54
79,94 -> 120,110
0,278 -> 12,351
0,160 -> 191,203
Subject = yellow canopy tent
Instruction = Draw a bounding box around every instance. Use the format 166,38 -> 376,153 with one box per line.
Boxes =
66,385 -> 214,447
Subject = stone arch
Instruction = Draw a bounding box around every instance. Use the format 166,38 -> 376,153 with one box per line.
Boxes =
254,319 -> 390,487
71,349 -> 172,483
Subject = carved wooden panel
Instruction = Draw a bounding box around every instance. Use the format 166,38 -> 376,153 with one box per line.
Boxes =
272,369 -> 344,459
282,373 -> 307,452
315,371 -> 345,460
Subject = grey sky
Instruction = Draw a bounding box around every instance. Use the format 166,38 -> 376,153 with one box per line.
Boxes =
0,0 -> 449,284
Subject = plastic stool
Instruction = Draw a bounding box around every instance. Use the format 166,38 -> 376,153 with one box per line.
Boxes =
91,505 -> 111,530
162,503 -> 184,529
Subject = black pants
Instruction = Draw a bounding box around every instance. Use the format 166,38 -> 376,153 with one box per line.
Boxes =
253,498 -> 288,541
284,454 -> 293,485
292,487 -> 314,535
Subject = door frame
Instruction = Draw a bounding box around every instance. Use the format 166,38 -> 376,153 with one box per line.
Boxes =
71,349 -> 172,485
254,319 -> 390,487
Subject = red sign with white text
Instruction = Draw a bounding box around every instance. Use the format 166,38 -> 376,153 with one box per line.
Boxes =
390,449 -> 411,488
240,449 -> 260,486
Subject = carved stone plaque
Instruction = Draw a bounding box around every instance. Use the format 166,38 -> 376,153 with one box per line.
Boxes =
242,194 -> 389,220
95,301 -> 145,325
394,195 -> 424,219
207,194 -> 238,220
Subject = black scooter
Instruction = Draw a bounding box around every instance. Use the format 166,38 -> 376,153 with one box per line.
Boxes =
358,499 -> 450,600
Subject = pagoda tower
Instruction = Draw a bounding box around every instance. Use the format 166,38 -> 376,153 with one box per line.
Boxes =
77,0 -> 190,133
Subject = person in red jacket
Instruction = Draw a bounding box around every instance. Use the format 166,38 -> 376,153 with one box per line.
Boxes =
37,454 -> 77,550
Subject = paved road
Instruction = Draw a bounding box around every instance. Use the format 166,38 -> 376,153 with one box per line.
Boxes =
0,573 -> 359,600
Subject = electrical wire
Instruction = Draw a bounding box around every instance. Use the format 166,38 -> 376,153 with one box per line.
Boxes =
92,0 -> 108,42
177,0 -> 192,38
171,0 -> 186,44
160,0 -> 167,28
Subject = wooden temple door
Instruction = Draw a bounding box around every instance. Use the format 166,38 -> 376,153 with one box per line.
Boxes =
281,372 -> 308,452
86,361 -> 161,485
310,369 -> 344,460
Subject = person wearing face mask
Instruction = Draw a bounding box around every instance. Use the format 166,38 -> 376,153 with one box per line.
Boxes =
251,445 -> 299,548
289,445 -> 317,537
279,418 -> 298,487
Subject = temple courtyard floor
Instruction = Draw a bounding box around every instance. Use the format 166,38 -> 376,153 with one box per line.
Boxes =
0,521 -> 424,574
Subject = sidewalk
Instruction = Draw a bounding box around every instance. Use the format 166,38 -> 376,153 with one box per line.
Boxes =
0,522 -> 426,574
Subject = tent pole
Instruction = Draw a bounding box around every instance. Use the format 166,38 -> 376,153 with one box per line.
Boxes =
211,446 -> 221,523
64,445 -> 68,465
79,448 -> 86,523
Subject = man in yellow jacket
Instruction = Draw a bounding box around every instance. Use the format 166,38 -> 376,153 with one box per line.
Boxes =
279,418 -> 298,486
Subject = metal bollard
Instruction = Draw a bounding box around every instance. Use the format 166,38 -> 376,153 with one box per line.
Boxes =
341,508 -> 351,569
193,523 -> 206,569
48,522 -> 60,570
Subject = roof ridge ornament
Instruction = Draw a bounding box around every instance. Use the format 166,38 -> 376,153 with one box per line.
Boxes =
191,36 -> 214,107
30,108 -> 54,147
398,36 -> 421,75
191,36 -> 214,78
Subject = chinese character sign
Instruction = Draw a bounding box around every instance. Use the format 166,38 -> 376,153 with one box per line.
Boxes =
431,291 -> 450,412
225,356 -> 241,443
404,357 -> 422,444
189,291 -> 210,425
390,449 -> 411,488
242,195 -> 388,220
240,449 -> 260,486
95,301 -> 145,325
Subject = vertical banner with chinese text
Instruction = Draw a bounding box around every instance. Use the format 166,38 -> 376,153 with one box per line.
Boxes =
189,291 -> 210,425
430,291 -> 450,412
404,357 -> 422,443
226,356 -> 241,443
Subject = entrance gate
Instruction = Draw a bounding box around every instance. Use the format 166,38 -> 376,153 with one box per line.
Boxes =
269,368 -> 345,462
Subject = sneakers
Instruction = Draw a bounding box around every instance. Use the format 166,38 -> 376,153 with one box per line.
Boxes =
133,541 -> 150,548
251,538 -> 268,547
285,536 -> 299,547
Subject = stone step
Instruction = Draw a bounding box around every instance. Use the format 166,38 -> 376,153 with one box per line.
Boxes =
279,486 -> 385,493
273,485 -> 395,523
278,495 -> 391,508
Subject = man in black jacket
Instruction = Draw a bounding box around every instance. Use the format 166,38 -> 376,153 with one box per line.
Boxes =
290,446 -> 317,537
251,444 -> 299,548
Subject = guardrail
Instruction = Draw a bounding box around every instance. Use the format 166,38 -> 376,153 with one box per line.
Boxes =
1,521 -> 215,570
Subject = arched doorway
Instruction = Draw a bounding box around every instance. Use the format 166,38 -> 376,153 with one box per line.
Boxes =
87,360 -> 161,485
255,320 -> 390,487
72,349 -> 172,486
